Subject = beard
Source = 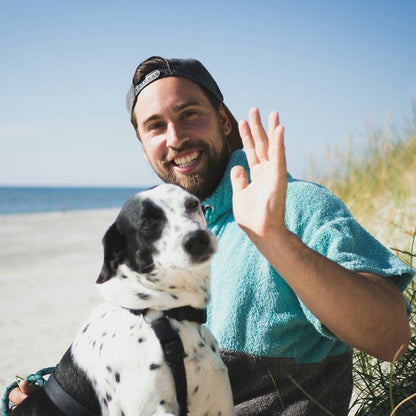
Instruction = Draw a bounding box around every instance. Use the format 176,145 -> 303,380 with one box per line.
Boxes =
149,132 -> 231,201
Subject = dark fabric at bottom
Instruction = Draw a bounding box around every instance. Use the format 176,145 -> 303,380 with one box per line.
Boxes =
221,349 -> 353,416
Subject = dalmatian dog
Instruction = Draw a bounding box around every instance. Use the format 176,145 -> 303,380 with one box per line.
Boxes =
12,184 -> 233,416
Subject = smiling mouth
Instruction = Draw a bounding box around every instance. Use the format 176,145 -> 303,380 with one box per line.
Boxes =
173,151 -> 201,168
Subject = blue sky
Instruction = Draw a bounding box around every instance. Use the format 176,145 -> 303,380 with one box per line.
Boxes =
1,0 -> 415,187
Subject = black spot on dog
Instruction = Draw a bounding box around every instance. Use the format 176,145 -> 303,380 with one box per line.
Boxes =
106,365 -> 113,373
121,274 -> 128,279
138,337 -> 145,343
127,199 -> 167,274
146,275 -> 160,283
115,372 -> 120,383
97,222 -> 127,283
137,293 -> 151,300
150,363 -> 161,370
193,386 -> 199,395
82,323 -> 90,333
160,400 -> 165,405
106,392 -> 112,402
171,294 -> 179,300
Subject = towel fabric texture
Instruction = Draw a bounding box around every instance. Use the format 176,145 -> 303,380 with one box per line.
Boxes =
203,150 -> 414,415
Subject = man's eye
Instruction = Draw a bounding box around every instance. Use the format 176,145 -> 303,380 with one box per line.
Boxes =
183,110 -> 197,119
149,122 -> 163,131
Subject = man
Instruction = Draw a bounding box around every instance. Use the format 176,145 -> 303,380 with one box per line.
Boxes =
11,57 -> 414,415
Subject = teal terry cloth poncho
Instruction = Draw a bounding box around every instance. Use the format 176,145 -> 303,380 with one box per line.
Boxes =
203,150 -> 414,365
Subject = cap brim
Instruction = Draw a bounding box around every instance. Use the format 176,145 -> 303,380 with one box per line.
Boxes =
224,105 -> 243,151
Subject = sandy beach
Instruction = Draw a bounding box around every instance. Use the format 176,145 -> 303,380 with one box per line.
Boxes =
0,208 -> 120,393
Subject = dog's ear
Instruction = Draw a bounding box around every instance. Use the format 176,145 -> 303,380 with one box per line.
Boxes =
97,222 -> 126,284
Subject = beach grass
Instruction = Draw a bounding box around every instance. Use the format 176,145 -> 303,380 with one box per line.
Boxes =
308,103 -> 416,415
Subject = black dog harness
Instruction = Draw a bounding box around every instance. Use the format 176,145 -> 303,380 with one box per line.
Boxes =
136,306 -> 207,416
44,306 -> 206,416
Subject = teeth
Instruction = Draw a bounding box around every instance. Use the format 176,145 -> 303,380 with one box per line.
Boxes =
174,151 -> 200,168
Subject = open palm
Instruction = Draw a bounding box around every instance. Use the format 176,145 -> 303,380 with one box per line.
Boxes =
230,108 -> 287,241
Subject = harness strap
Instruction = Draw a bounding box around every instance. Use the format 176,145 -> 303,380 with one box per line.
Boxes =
151,316 -> 188,416
44,373 -> 97,416
129,306 -> 207,324
42,307 -> 203,416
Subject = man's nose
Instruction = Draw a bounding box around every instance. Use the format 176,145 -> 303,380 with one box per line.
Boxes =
166,122 -> 187,147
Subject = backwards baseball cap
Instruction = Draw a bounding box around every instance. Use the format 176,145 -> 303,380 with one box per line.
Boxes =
126,57 -> 242,151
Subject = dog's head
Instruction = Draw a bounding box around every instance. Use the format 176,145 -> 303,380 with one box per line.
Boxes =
97,184 -> 217,310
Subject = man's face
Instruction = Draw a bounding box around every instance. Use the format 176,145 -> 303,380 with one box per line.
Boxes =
133,77 -> 232,200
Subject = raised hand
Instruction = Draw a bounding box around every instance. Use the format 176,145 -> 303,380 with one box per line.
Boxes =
230,110 -> 410,363
230,108 -> 287,242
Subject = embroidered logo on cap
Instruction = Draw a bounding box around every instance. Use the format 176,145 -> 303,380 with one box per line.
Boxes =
134,70 -> 162,96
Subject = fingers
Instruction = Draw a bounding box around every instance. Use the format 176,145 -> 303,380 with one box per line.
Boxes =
238,119 -> 258,166
9,380 -> 39,407
239,108 -> 283,167
9,386 -> 28,407
238,108 -> 269,165
274,125 -> 287,178
248,108 -> 269,161
19,380 -> 39,395
268,111 -> 280,145
230,165 -> 249,192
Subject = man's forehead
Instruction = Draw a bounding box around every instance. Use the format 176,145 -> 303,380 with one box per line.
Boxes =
134,77 -> 209,120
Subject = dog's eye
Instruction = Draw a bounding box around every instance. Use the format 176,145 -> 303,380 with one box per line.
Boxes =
185,198 -> 200,212
141,217 -> 161,231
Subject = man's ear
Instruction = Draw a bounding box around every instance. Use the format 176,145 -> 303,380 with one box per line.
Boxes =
97,222 -> 126,284
219,104 -> 232,136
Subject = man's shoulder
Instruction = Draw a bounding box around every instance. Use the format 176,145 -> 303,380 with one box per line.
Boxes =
286,177 -> 344,211
284,176 -> 353,237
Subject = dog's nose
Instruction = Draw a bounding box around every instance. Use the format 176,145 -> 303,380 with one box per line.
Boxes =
183,230 -> 213,261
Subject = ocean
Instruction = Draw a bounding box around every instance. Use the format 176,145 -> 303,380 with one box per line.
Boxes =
0,186 -> 150,215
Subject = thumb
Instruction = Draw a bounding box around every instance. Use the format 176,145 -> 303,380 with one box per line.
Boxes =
230,166 -> 248,193
19,380 -> 37,394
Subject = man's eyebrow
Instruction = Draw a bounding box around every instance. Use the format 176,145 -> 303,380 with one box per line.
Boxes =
174,100 -> 202,111
142,100 -> 203,127
142,114 -> 161,126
